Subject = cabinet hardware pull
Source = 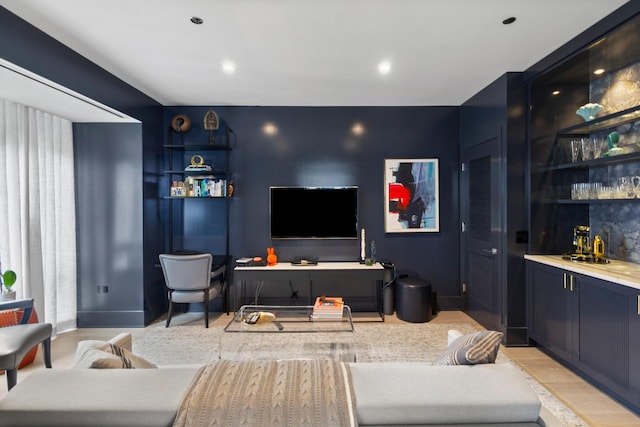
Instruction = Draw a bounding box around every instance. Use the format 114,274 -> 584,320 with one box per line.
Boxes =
563,273 -> 567,289
637,295 -> 640,315
570,275 -> 575,292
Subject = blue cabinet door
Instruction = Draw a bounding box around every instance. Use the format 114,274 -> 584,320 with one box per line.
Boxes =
526,261 -> 575,362
576,276 -> 633,402
527,260 -> 640,414
627,287 -> 640,412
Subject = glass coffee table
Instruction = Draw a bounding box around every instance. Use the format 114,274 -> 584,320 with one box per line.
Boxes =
220,305 -> 356,361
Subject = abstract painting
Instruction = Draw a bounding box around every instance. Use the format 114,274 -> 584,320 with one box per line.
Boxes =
384,158 -> 439,232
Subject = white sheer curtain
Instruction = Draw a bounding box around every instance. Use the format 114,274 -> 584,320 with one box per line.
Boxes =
0,99 -> 77,333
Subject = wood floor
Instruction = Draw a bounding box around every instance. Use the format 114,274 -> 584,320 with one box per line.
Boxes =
3,310 -> 640,426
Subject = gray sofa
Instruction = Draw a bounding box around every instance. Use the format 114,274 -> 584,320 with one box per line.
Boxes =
0,333 -> 561,426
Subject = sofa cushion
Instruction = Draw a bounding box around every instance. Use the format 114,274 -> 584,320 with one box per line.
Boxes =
433,330 -> 503,365
348,363 -> 541,425
0,368 -> 200,427
73,340 -> 156,369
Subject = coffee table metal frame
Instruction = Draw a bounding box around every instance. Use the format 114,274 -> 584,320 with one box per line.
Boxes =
220,304 -> 356,360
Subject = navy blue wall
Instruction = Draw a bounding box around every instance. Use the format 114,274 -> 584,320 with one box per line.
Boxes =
74,123 -> 145,326
1,7 -> 166,326
459,73 -> 528,344
164,106 -> 462,309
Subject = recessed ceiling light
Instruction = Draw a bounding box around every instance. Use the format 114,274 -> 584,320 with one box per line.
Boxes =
222,61 -> 236,74
552,90 -> 560,96
378,60 -> 391,75
593,68 -> 606,75
502,17 -> 516,25
190,16 -> 203,25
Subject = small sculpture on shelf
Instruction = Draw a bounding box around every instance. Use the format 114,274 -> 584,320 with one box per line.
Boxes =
170,114 -> 192,132
576,103 -> 604,122
203,109 -> 219,145
184,154 -> 212,172
604,131 -> 626,156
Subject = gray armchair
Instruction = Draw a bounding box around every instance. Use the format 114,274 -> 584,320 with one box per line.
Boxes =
159,253 -> 225,328
0,298 -> 52,390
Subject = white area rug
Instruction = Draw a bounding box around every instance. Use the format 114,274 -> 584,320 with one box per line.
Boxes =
134,315 -> 586,426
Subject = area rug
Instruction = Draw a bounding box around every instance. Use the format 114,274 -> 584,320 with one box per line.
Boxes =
134,316 -> 587,426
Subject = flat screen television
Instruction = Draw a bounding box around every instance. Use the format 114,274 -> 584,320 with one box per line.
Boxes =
270,186 -> 358,239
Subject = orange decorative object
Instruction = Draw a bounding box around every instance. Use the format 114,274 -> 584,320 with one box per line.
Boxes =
266,247 -> 278,266
0,307 -> 39,373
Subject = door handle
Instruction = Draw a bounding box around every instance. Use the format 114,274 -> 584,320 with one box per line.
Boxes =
483,248 -> 498,256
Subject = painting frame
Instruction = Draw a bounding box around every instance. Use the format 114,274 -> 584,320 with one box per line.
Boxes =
384,158 -> 440,233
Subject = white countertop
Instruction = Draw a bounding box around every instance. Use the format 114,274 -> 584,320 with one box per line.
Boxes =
525,254 -> 640,291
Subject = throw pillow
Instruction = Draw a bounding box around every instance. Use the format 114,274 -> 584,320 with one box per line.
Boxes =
73,340 -> 157,369
432,330 -> 503,366
447,329 -> 464,346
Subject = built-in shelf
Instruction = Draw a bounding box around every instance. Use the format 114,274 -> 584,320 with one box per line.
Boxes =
162,196 -> 230,199
558,105 -> 640,136
163,144 -> 231,151
532,151 -> 640,173
531,105 -> 640,145
163,169 -> 229,175
534,198 -> 640,204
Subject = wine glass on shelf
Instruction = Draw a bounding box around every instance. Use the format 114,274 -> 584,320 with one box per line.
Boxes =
580,138 -> 593,161
570,139 -> 581,163
590,136 -> 604,159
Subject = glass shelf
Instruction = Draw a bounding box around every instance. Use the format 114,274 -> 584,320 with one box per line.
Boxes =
163,144 -> 231,151
163,196 -> 230,199
531,105 -> 640,146
532,151 -> 640,173
534,198 -> 640,204
163,169 -> 229,175
557,105 -> 640,136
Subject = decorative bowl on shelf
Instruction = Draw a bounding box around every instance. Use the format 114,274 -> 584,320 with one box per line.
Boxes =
576,103 -> 604,121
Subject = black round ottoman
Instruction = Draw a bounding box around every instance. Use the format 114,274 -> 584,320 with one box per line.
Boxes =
395,277 -> 432,323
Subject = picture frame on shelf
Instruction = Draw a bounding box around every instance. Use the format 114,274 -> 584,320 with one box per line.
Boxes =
384,158 -> 439,233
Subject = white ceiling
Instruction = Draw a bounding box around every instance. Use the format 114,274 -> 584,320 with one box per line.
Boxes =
0,0 -> 631,114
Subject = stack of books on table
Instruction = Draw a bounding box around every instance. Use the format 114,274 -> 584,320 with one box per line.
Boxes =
311,296 -> 344,319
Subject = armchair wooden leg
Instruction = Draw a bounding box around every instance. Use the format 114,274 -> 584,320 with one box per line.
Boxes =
6,368 -> 17,391
43,337 -> 52,368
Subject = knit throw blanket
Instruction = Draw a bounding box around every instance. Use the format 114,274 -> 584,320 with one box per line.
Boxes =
173,359 -> 359,427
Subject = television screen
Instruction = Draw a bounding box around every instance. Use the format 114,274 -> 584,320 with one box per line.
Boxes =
270,186 -> 358,239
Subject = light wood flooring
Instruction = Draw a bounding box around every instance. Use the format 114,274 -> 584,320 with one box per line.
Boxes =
3,310 -> 640,426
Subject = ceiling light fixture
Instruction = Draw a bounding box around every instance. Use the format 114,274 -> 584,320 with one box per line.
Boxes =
502,17 -> 516,25
552,90 -> 560,96
190,16 -> 203,25
222,61 -> 236,74
593,68 -> 606,75
378,60 -> 391,75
